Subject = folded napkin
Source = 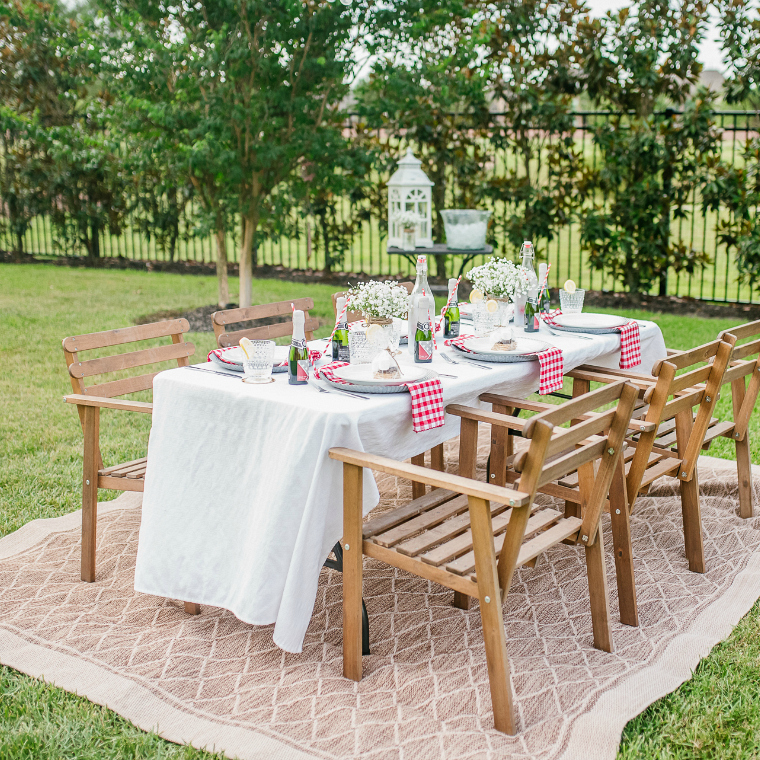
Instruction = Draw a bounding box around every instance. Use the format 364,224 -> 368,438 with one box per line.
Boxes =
540,310 -> 641,369
208,346 -> 322,367
315,361 -> 444,433
444,334 -> 564,395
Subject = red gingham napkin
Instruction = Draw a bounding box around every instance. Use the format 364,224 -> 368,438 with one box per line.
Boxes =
315,361 -> 444,433
444,334 -> 564,395
208,346 -> 322,367
207,347 -> 238,365
540,310 -> 641,370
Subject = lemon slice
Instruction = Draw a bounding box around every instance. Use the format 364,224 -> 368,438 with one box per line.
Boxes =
485,299 -> 499,313
239,337 -> 254,359
470,288 -> 484,304
365,323 -> 383,343
563,279 -> 577,294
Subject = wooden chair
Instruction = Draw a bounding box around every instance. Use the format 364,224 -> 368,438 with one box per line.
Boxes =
497,338 -> 734,628
714,320 -> 760,519
331,281 -> 413,325
62,319 -> 201,614
329,380 -> 639,734
212,297 -> 318,348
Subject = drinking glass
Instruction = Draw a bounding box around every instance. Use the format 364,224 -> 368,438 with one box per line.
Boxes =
242,340 -> 276,383
471,303 -> 497,337
559,288 -> 585,313
349,329 -> 379,364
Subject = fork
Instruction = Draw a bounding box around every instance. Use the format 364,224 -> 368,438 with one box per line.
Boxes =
308,378 -> 370,400
544,325 -> 594,341
441,352 -> 493,370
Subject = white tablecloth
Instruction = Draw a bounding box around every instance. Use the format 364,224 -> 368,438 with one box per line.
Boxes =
134,322 -> 667,652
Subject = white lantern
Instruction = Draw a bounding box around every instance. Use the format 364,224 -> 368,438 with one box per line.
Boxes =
387,148 -> 434,248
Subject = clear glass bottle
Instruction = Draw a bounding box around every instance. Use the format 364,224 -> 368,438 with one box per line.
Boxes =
524,296 -> 539,333
520,240 -> 538,291
443,278 -> 460,339
407,255 -> 429,356
288,310 -> 310,385
332,296 -> 350,362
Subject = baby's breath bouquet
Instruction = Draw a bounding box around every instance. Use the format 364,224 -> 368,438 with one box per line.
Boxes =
394,210 -> 420,229
347,280 -> 410,322
467,257 -> 529,300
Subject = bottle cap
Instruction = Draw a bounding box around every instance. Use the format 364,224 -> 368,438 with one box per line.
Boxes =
416,255 -> 427,268
292,309 -> 305,329
336,296 -> 346,315
538,263 -> 547,280
448,278 -> 458,290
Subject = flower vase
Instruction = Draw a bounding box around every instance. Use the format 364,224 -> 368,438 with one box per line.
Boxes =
401,226 -> 416,251
487,295 -> 511,327
512,293 -> 527,328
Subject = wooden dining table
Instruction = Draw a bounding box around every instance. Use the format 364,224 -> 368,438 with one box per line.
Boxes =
133,320 -> 668,653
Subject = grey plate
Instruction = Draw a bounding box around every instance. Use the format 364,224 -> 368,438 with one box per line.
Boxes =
209,353 -> 287,373
320,367 -> 438,394
548,324 -> 619,335
451,344 -> 540,363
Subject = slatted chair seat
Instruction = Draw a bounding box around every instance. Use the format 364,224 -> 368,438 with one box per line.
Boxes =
62,319 -> 201,616
333,380 -> 639,734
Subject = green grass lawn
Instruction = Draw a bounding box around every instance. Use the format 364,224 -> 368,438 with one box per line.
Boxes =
0,263 -> 759,758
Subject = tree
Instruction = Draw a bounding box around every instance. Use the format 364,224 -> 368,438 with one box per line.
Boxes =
576,0 -> 715,295
355,0 -> 493,278
711,0 -> 760,292
483,0 -> 588,256
99,0 -> 375,306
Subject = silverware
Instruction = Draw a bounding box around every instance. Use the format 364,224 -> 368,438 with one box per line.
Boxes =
437,372 -> 458,378
185,365 -> 241,378
441,352 -> 493,370
309,378 -> 370,400
544,326 -> 594,341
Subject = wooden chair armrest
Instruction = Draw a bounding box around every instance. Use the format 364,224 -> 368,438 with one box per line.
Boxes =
445,404 -> 527,432
569,365 -> 656,386
64,394 -> 153,414
666,348 -> 679,356
328,447 -> 530,507
478,393 -> 553,413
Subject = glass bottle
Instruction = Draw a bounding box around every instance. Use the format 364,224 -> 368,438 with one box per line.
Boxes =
407,255 -> 430,356
538,262 -> 551,313
443,278 -> 460,339
414,294 -> 434,363
332,296 -> 350,362
524,296 -> 539,333
288,310 -> 310,385
520,240 -> 538,291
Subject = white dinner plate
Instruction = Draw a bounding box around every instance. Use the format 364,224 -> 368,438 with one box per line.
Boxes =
209,345 -> 290,372
553,313 -> 628,329
463,336 -> 550,356
333,362 -> 428,386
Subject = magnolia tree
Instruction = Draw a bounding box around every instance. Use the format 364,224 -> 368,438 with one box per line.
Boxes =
576,0 -> 718,295
98,0 -> 377,306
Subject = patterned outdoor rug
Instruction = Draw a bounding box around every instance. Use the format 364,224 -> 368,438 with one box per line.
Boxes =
1,448 -> 760,760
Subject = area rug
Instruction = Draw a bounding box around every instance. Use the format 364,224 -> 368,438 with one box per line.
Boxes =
1,449 -> 760,760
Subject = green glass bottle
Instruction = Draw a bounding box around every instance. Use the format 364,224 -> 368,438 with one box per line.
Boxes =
332,296 -> 350,362
443,278 -> 460,339
524,296 -> 539,333
288,310 -> 310,385
414,295 -> 434,363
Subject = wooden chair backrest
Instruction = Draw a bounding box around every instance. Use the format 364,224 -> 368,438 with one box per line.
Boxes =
718,321 -> 760,440
212,298 -> 318,348
627,337 -> 735,498
62,319 -> 194,399
332,282 -> 413,324
475,381 -> 638,596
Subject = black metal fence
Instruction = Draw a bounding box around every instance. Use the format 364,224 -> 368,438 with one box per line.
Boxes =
2,110 -> 759,302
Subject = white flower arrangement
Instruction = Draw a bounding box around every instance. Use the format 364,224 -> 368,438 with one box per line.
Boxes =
394,210 -> 420,229
466,257 -> 530,300
347,280 -> 411,320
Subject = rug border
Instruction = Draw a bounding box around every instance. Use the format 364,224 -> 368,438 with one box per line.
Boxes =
559,455 -> 760,760
0,492 -> 320,760
1,458 -> 759,760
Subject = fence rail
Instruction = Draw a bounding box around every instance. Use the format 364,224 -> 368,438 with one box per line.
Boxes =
2,110 -> 759,302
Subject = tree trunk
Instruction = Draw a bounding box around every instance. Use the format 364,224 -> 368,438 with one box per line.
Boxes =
238,208 -> 258,308
431,164 -> 447,280
214,227 -> 229,308
87,219 -> 101,262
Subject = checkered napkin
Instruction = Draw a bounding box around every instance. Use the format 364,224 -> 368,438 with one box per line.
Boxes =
444,334 -> 564,395
540,310 -> 642,369
315,362 -> 444,433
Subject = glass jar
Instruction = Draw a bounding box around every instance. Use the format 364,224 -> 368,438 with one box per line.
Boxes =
401,226 -> 416,251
